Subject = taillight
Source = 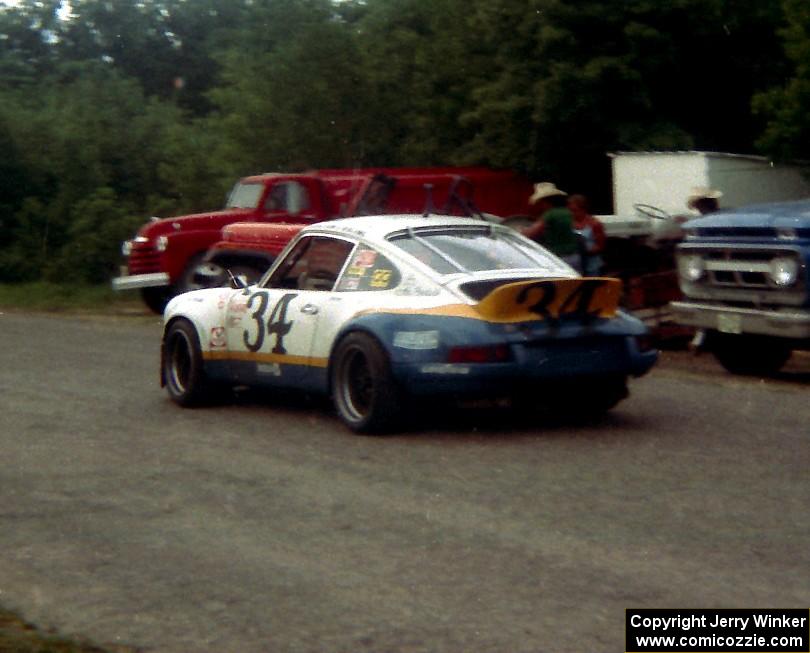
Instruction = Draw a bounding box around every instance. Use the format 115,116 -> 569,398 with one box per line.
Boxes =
447,344 -> 511,363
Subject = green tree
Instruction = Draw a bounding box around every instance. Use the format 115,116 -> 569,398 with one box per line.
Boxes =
0,0 -> 63,85
355,0 -> 485,166
49,187 -> 142,283
754,0 -> 810,161
57,0 -> 249,113
457,0 -> 786,209
209,0 -> 374,172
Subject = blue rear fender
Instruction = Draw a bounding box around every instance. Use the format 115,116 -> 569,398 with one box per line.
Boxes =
331,310 -> 657,395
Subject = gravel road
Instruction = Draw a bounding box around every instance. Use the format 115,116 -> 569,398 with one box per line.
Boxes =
1,311 -> 808,652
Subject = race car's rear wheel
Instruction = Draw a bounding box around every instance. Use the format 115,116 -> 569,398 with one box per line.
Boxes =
163,319 -> 215,406
331,333 -> 403,434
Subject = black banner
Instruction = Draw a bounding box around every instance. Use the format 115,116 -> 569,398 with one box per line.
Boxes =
626,609 -> 809,652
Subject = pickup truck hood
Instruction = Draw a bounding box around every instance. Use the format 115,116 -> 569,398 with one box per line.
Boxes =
136,208 -> 257,239
685,199 -> 810,231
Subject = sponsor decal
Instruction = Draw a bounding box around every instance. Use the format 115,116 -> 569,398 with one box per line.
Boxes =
393,330 -> 440,350
210,326 -> 227,348
353,249 -> 378,268
370,269 -> 393,288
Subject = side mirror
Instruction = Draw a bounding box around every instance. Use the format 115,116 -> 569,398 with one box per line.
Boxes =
228,269 -> 247,290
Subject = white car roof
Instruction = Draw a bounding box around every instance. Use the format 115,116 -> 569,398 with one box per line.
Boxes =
293,213 -> 576,282
303,214 -> 504,246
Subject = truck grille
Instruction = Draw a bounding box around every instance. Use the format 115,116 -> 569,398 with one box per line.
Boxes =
701,250 -> 775,288
677,244 -> 806,306
128,242 -> 161,274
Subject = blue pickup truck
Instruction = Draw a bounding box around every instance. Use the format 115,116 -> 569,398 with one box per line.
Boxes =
671,200 -> 810,374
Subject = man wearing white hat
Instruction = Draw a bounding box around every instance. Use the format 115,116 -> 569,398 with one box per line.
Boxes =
687,187 -> 723,215
522,182 -> 581,270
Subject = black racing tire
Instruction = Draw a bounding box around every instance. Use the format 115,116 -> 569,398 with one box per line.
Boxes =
330,332 -> 404,434
162,319 -> 216,407
708,332 -> 792,376
141,287 -> 171,314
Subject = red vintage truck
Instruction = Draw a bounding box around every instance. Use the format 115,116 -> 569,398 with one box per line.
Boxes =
113,167 -> 534,312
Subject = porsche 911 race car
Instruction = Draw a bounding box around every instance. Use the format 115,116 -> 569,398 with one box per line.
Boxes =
161,215 -> 658,432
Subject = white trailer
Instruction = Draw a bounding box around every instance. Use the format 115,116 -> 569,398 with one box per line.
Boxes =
600,151 -> 810,241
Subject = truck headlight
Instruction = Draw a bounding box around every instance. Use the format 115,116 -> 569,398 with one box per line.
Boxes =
677,254 -> 705,282
769,257 -> 799,287
122,236 -> 148,256
156,236 -> 169,252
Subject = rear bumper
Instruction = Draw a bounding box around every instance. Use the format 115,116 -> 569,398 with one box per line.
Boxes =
112,272 -> 170,291
394,337 -> 657,395
670,300 -> 810,339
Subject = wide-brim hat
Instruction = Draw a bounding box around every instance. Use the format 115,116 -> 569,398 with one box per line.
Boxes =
687,186 -> 723,209
529,182 -> 567,204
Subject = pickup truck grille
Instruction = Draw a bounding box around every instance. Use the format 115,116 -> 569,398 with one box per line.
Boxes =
677,244 -> 806,306
701,250 -> 776,288
128,242 -> 161,274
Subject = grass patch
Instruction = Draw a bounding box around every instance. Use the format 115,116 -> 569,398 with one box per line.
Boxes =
0,608 -> 138,653
0,283 -> 146,314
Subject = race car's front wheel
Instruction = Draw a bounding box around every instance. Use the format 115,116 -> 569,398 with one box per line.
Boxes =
163,319 -> 215,407
331,333 -> 403,434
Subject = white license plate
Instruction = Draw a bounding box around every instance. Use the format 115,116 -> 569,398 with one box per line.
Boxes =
717,312 -> 743,334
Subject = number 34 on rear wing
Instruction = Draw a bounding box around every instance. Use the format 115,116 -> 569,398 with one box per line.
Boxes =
476,278 -> 622,324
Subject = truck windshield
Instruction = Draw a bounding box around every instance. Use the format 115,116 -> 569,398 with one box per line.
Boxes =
389,227 -> 561,274
226,183 -> 263,209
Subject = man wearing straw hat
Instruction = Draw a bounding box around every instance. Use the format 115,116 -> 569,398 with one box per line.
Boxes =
687,186 -> 723,215
522,182 -> 581,270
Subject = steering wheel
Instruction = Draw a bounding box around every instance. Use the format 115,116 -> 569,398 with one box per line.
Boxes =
633,203 -> 671,220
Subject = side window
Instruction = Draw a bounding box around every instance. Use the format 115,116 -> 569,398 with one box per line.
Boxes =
335,247 -> 401,292
263,181 -> 311,215
265,236 -> 354,291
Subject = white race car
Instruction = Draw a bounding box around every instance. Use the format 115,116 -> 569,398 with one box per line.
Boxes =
161,215 -> 657,432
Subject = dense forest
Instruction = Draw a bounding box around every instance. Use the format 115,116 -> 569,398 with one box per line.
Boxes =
1,0 -> 809,283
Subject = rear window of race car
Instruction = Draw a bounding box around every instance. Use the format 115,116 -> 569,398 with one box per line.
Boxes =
388,226 -> 559,274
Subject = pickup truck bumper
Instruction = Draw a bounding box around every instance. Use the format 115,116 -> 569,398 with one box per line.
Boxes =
111,272 -> 170,291
670,300 -> 810,340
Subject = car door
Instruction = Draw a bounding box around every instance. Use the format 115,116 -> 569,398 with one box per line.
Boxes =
224,234 -> 355,390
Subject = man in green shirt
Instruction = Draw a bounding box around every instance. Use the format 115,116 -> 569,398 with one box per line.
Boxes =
521,182 -> 581,271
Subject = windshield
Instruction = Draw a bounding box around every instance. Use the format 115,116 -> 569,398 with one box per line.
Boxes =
226,182 -> 264,209
388,227 -> 562,274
